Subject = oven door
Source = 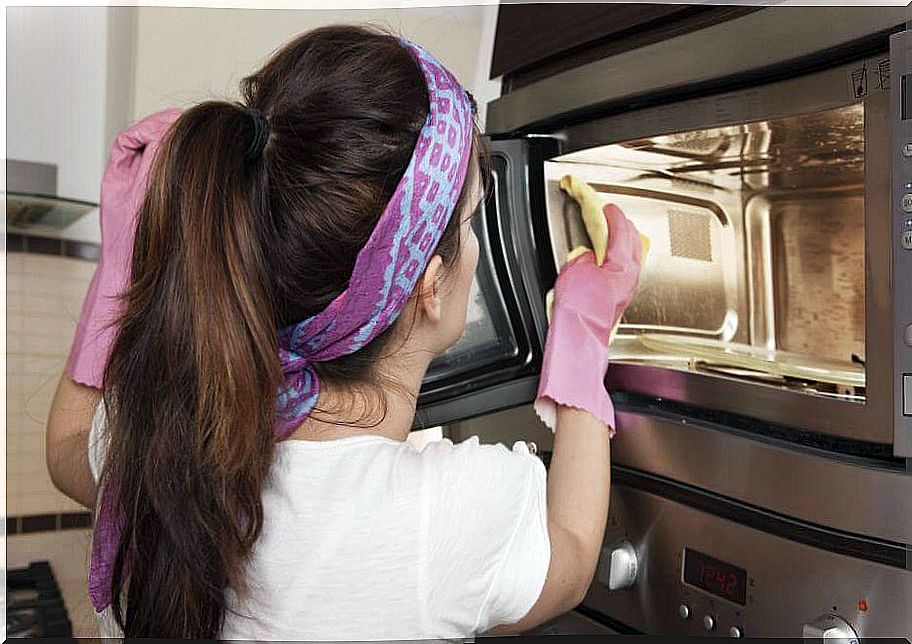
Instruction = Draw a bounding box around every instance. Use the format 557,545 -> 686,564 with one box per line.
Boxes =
534,47 -> 908,455
414,137 -> 556,428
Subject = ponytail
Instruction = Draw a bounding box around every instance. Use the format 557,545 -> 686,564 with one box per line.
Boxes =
101,102 -> 282,637
97,24 -> 487,637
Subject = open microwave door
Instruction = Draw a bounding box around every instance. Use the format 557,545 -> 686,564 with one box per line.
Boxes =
414,137 -> 557,429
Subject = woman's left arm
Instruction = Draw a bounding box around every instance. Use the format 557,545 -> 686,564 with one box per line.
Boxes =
47,375 -> 101,509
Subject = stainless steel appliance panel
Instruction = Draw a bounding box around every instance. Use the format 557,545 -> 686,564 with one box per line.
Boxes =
747,190 -> 866,362
543,163 -> 744,346
610,410 -> 912,545
449,404 -> 912,545
486,7 -> 911,135
586,482 -> 912,638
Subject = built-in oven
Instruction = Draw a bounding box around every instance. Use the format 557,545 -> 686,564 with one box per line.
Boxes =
587,470 -> 912,639
418,5 -> 912,638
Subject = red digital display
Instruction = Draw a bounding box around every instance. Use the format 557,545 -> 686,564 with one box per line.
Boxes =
682,548 -> 747,605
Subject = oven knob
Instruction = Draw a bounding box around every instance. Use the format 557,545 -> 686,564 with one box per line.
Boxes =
597,541 -> 638,590
902,194 -> 912,213
703,615 -> 716,631
802,614 -> 859,644
678,604 -> 691,620
729,626 -> 743,638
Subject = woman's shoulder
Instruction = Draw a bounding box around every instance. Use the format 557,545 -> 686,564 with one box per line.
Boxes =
420,435 -> 538,461
419,435 -> 545,493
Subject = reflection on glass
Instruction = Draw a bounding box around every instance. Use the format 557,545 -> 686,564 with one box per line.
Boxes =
441,276 -> 497,358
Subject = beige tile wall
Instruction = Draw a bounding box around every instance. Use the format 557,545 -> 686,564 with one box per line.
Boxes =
7,252 -> 97,516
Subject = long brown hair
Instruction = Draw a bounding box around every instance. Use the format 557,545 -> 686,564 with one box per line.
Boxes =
100,25 -> 489,638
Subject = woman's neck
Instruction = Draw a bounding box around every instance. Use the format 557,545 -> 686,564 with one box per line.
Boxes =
285,351 -> 430,443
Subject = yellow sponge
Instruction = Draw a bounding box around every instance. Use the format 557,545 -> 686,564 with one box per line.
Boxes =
559,175 -> 609,266
546,175 -> 651,330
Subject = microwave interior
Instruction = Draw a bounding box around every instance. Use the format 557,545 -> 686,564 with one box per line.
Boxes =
544,103 -> 866,403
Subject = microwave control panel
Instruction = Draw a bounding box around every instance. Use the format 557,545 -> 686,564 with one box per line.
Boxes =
893,28 -> 912,455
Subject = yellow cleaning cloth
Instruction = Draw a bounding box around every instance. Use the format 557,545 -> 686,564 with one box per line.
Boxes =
546,175 -> 651,340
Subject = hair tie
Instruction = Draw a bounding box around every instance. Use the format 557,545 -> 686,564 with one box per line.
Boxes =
244,107 -> 270,162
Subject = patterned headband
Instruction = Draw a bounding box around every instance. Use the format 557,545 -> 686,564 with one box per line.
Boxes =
89,38 -> 474,612
274,39 -> 474,438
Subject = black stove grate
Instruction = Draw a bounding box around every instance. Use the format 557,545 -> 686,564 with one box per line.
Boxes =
6,561 -> 73,638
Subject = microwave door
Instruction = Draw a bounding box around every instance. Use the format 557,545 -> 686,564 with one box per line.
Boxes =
891,29 -> 912,457
414,137 -> 558,429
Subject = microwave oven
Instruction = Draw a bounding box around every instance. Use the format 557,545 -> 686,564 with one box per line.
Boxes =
420,6 -> 912,461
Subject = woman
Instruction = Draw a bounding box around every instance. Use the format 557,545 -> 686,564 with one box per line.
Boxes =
46,25 -> 642,640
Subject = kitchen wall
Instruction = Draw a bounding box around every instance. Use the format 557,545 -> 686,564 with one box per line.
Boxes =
7,4 -> 500,203
7,10 -> 125,637
7,6 -> 135,205
131,5 -> 499,123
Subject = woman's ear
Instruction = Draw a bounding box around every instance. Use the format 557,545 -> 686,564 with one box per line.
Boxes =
417,255 -> 444,324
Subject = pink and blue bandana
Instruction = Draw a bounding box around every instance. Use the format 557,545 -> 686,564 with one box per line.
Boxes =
275,39 -> 474,438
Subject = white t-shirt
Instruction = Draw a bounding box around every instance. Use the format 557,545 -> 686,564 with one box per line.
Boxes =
87,405 -> 550,640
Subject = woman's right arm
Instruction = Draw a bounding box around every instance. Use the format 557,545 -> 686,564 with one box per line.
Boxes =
500,406 -> 612,632
493,203 -> 643,634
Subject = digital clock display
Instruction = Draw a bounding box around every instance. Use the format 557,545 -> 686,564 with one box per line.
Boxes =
682,548 -> 747,606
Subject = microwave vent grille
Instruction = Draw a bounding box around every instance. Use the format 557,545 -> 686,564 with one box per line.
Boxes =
668,209 -> 713,262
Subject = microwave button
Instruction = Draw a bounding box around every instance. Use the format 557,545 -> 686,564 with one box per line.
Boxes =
903,194 -> 912,213
904,374 -> 912,416
903,230 -> 912,250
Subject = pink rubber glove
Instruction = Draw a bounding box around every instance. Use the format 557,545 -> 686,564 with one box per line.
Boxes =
66,108 -> 182,388
534,204 -> 643,436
